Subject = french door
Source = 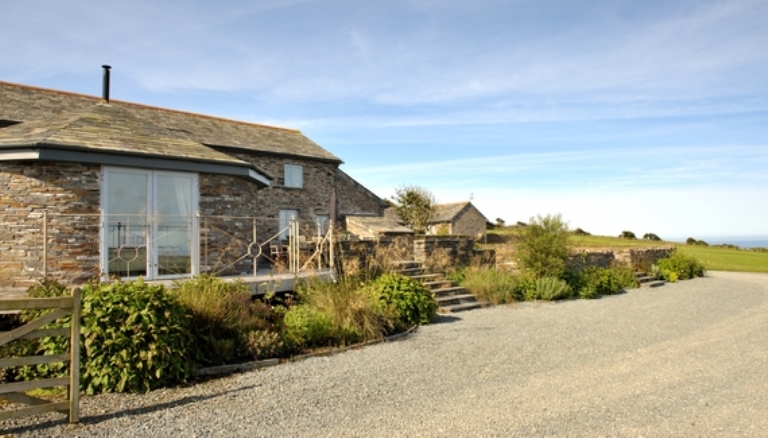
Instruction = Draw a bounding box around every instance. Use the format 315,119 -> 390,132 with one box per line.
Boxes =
102,167 -> 198,279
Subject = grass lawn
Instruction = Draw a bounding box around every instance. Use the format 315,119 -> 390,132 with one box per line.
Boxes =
678,245 -> 768,273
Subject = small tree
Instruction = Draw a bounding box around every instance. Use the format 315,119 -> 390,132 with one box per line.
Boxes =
643,233 -> 661,241
619,231 -> 636,239
516,214 -> 571,279
391,185 -> 436,234
495,218 -> 506,228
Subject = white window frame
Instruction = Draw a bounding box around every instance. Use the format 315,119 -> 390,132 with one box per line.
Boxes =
101,167 -> 199,280
284,164 -> 303,188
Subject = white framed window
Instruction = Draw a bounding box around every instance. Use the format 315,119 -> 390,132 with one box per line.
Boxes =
284,164 -> 303,188
101,167 -> 198,280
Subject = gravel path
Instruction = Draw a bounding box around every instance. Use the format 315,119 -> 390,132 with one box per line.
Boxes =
3,271 -> 768,437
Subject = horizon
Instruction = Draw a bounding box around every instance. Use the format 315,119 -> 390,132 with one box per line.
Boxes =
1,0 -> 766,238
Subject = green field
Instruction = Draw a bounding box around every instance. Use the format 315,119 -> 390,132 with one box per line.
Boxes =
678,245 -> 768,273
487,229 -> 768,273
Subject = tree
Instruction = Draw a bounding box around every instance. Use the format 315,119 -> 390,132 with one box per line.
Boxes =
516,214 -> 571,279
495,218 -> 506,228
391,185 -> 436,234
619,231 -> 637,239
643,233 -> 661,241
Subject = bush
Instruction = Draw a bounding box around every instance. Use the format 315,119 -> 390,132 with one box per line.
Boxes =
78,280 -> 197,393
244,330 -> 284,360
171,275 -> 275,365
573,266 -> 638,299
516,214 -> 571,279
282,304 -> 334,350
456,266 -> 522,305
619,231 -> 637,239
655,251 -> 705,281
295,276 -> 395,346
525,276 -> 573,301
370,274 -> 437,327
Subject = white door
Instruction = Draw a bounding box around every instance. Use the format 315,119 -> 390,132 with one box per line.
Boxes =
279,209 -> 299,241
102,167 -> 198,279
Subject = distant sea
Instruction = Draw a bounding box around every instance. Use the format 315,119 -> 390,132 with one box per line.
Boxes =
669,237 -> 768,249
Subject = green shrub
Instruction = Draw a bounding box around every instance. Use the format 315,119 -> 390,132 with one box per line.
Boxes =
370,274 -> 437,327
78,280 -> 197,393
282,304 -> 334,350
655,251 -> 705,281
574,266 -> 638,299
295,276 -> 395,346
244,330 -> 284,360
457,266 -> 522,304
526,277 -> 573,301
171,275 -> 274,365
516,214 -> 571,279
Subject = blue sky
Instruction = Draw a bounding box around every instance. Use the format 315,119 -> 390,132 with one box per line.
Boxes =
2,0 -> 767,240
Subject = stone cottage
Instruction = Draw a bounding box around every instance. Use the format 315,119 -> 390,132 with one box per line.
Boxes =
0,74 -> 386,286
427,202 -> 489,240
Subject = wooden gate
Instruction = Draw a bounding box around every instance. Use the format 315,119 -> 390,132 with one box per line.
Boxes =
0,288 -> 81,423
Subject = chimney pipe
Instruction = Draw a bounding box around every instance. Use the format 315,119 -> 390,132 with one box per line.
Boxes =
101,65 -> 111,102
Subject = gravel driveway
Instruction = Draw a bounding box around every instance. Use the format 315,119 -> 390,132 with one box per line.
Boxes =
3,270 -> 768,437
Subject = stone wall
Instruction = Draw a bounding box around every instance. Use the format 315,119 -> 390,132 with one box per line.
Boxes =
413,236 -> 475,270
227,152 -> 384,237
451,206 -> 488,240
335,170 -> 386,217
0,161 -> 101,288
566,247 -> 675,273
198,173 -> 262,275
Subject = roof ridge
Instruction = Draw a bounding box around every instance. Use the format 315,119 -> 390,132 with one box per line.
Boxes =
0,80 -> 301,134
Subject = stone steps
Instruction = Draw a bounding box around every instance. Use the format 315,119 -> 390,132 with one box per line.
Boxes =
635,271 -> 665,288
395,262 -> 488,314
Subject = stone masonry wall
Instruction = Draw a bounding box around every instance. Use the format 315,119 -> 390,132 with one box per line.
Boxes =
0,162 -> 101,289
335,170 -> 385,217
566,247 -> 675,273
198,173 -> 262,275
452,206 -> 488,240
413,236 -> 475,269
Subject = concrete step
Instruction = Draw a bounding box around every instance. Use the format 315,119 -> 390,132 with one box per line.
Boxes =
409,273 -> 442,281
436,293 -> 478,306
423,280 -> 453,290
636,275 -> 656,283
395,267 -> 424,276
432,286 -> 468,297
392,260 -> 423,270
438,301 -> 486,314
641,280 -> 666,288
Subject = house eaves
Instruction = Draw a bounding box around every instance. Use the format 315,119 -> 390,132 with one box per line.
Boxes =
0,103 -> 271,187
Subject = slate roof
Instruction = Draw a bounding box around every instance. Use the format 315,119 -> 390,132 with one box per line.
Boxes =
345,215 -> 414,237
0,103 -> 246,166
0,81 -> 341,163
430,202 -> 473,223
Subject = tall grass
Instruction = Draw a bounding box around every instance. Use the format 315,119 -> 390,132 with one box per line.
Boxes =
458,266 -> 522,305
171,275 -> 275,365
295,276 -> 395,345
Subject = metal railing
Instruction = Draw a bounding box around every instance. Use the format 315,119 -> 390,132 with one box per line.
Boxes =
0,212 -> 335,287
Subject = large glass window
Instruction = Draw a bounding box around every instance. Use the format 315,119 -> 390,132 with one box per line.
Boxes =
102,168 -> 197,279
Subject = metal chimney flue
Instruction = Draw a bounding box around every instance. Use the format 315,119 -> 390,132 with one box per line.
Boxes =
101,65 -> 111,102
